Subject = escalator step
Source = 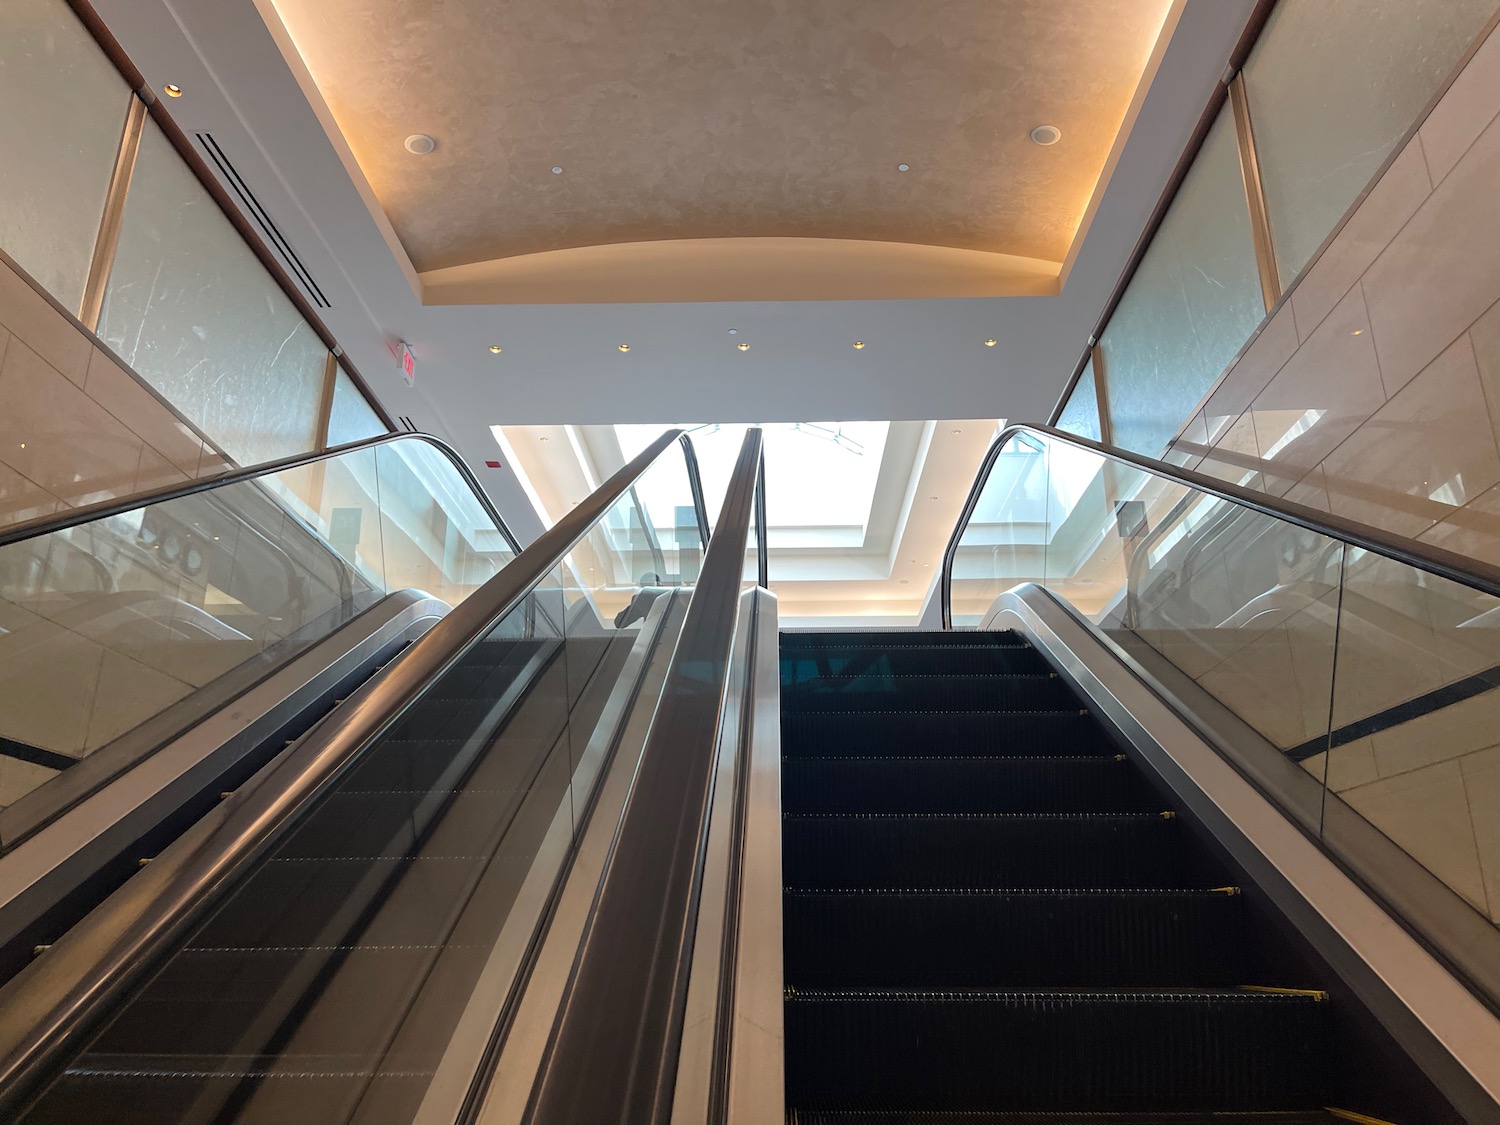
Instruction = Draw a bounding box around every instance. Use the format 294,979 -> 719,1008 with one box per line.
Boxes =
189,853 -> 487,951
781,674 -> 1075,713
336,739 -> 470,793
781,644 -> 1049,679
27,1069 -> 431,1125
782,630 -> 1026,649
790,1113 -> 1347,1123
783,813 -> 1186,889
782,757 -> 1157,815
781,712 -> 1111,759
783,989 -> 1328,1112
783,889 -> 1247,989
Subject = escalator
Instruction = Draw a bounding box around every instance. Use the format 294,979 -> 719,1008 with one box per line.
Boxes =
781,629 -> 1334,1121
0,432 -> 536,986
1,419 -> 1499,1125
0,425 -> 721,1124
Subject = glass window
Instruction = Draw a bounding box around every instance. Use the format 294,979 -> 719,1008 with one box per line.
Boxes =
325,367 -> 388,447
0,0 -> 132,312
1055,356 -> 1103,443
97,123 -> 328,467
1099,104 -> 1265,459
1244,0 -> 1499,287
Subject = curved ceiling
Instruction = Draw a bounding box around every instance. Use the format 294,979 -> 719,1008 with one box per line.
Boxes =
264,0 -> 1175,301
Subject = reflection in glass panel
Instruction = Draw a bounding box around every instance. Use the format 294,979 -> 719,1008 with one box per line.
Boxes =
326,368 -> 388,447
0,0 -> 130,311
14,447 -> 702,1123
99,124 -> 328,467
0,437 -> 517,815
1325,554 -> 1500,924
1244,0 -> 1499,287
1055,357 -> 1103,444
949,434 -> 1049,627
1099,104 -> 1264,459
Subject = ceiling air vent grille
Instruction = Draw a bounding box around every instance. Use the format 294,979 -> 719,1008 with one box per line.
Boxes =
195,132 -> 332,309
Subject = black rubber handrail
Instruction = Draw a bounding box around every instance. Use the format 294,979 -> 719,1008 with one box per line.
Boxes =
0,427 -> 708,1114
941,423 -> 1500,628
0,431 -> 525,554
526,428 -> 767,1124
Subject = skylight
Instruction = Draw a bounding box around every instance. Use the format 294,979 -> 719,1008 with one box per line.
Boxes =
615,422 -> 890,538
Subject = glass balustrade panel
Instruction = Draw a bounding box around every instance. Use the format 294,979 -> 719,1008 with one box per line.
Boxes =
0,437 -> 517,832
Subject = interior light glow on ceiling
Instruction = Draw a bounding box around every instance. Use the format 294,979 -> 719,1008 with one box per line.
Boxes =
163,84 -> 184,98
983,338 -> 997,347
488,344 -> 503,353
617,343 -> 631,352
852,341 -> 866,349
737,342 -> 750,351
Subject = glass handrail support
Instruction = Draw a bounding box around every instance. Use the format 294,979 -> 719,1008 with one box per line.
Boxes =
0,427 -> 719,1121
0,432 -> 533,842
942,422 -> 1500,1008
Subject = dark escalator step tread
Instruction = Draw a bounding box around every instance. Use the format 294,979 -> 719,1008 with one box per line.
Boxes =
790,1113 -> 1348,1124
781,712 -> 1111,759
784,813 -> 1184,889
21,1069 -> 430,1125
782,757 -> 1157,814
783,889 -> 1247,989
783,990 -> 1329,1112
189,853 -> 487,950
87,947 -> 446,1057
781,674 -> 1075,713
782,630 -> 1025,649
781,645 -> 1049,678
337,740 -> 471,793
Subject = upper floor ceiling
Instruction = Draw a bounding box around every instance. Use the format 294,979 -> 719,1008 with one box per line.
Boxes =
264,0 -> 1175,303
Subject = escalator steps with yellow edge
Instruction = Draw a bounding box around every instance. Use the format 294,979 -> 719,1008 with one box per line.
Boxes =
780,630 -> 1334,1119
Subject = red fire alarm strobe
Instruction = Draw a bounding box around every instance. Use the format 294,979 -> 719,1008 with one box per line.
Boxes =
398,342 -> 416,387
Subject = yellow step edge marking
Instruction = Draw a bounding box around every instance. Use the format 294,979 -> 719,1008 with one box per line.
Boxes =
1209,886 -> 1242,896
1240,984 -> 1329,1000
1159,810 -> 1176,820
1326,1108 -> 1400,1125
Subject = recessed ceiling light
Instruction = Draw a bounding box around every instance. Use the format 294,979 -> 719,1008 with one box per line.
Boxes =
929,495 -> 938,501
552,166 -> 564,175
951,428 -> 962,434
488,345 -> 503,354
163,84 -> 184,98
852,341 -> 866,349
737,342 -> 750,351
1351,328 -> 1364,335
618,344 -> 631,352
899,579 -> 910,584
897,163 -> 911,172
728,328 -> 739,335
983,338 -> 998,347
1030,124 -> 1062,146
405,133 -> 436,155
539,436 -> 550,442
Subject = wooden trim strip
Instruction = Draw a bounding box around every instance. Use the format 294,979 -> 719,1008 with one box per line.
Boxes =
78,94 -> 147,331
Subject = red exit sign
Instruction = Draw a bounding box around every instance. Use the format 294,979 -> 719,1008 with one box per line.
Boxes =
398,342 -> 416,386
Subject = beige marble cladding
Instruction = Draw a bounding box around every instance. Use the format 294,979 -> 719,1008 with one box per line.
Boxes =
1164,21 -> 1500,563
0,253 -> 224,527
1140,23 -> 1500,929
